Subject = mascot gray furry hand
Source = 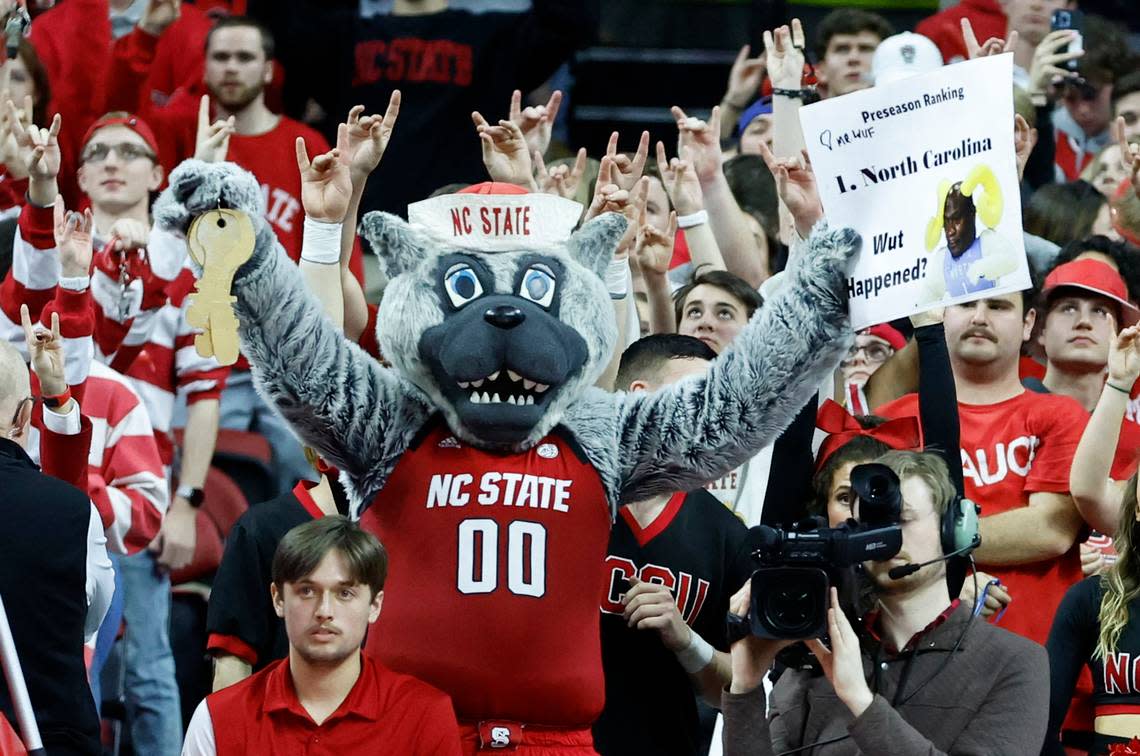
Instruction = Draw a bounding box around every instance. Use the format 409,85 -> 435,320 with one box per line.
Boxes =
156,160 -> 858,729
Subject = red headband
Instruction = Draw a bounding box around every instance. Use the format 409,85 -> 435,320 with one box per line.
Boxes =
80,114 -> 161,158
865,323 -> 906,351
814,399 -> 923,472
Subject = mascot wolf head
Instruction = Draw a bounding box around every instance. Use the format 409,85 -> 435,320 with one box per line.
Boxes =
359,197 -> 626,449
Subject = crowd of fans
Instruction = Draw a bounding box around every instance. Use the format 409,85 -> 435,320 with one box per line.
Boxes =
1,0 -> 1140,754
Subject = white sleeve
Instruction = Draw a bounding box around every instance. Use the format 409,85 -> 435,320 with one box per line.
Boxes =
42,401 -> 81,435
181,700 -> 217,756
84,503 -> 115,644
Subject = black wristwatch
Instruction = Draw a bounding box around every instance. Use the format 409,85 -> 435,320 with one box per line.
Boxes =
176,485 -> 205,508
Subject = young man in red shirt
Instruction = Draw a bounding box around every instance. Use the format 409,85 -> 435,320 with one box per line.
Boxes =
182,516 -> 462,755
1029,255 -> 1140,528
879,288 -> 1089,647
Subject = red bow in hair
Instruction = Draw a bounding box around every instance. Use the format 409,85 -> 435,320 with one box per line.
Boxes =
1108,737 -> 1140,755
814,399 -> 923,471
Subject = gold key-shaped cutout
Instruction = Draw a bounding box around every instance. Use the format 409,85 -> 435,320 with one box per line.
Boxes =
186,209 -> 255,366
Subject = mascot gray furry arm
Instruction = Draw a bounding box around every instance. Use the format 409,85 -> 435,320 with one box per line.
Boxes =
155,160 -> 856,511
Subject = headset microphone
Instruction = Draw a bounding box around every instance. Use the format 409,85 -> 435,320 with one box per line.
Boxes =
888,542 -> 976,580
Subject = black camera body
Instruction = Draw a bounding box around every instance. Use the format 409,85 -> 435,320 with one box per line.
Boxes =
747,463 -> 904,639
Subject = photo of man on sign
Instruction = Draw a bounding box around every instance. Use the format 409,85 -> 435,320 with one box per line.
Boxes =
920,164 -> 1018,304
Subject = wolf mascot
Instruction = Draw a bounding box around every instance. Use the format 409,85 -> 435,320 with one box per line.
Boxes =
156,160 -> 859,751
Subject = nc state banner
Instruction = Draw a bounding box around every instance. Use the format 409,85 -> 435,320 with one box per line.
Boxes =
799,54 -> 1031,329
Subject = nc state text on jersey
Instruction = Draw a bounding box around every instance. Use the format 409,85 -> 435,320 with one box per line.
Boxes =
426,472 -> 572,511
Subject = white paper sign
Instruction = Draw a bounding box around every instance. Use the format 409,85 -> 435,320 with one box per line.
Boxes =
799,54 -> 1030,330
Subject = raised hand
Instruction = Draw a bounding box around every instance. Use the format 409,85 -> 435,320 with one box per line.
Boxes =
1027,29 -> 1082,99
0,93 -> 32,178
805,588 -> 874,716
763,19 -> 806,90
670,106 -> 723,185
509,88 -> 562,158
343,90 -> 400,186
534,147 -> 587,200
961,18 -> 1017,60
655,141 -> 704,216
295,125 -> 353,224
19,304 -> 66,398
472,111 -> 535,190
633,206 -> 678,278
724,44 -> 766,109
193,95 -> 234,164
139,0 -> 180,37
54,195 -> 95,279
1116,115 -> 1140,196
604,129 -> 650,192
757,141 -> 822,237
1108,324 -> 1140,388
8,99 -> 60,181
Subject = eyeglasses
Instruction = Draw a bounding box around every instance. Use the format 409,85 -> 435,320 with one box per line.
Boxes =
842,343 -> 894,365
80,142 -> 157,164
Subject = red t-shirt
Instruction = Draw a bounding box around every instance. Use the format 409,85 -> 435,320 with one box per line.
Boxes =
879,390 -> 1089,645
359,422 -> 612,725
206,655 -> 461,755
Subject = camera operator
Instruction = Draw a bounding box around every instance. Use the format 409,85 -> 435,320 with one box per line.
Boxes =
721,451 -> 1048,755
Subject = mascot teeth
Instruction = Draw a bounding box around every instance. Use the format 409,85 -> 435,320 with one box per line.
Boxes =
488,371 -> 500,381
508,370 -> 522,382
523,379 -> 536,390
472,378 -> 484,388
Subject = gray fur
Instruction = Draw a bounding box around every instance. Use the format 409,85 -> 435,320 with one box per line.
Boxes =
157,162 -> 856,516
358,211 -> 439,278
565,213 -> 627,279
151,160 -> 264,236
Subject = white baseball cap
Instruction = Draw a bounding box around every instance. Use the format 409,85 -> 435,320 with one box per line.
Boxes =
871,32 -> 943,87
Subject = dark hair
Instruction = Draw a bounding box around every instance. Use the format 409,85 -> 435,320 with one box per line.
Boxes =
1055,235 -> 1140,302
272,516 -> 388,598
206,16 -> 276,60
1024,180 -> 1105,247
1114,71 -> 1140,109
724,154 -> 779,242
814,9 -> 894,59
16,39 -> 50,127
673,269 -> 763,327
615,334 -> 716,390
809,417 -> 891,517
1076,15 -> 1134,88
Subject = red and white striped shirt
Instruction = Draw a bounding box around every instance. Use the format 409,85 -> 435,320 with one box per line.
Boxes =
0,200 -> 229,465
20,285 -> 167,555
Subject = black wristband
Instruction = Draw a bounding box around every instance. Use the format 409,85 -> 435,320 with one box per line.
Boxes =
772,87 -> 810,100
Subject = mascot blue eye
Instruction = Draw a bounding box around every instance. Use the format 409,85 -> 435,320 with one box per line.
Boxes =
444,265 -> 484,308
519,266 -> 555,309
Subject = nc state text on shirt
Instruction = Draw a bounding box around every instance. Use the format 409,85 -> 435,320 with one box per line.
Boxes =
426,472 -> 572,511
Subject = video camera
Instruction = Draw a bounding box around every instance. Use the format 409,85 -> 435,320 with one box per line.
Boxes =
745,463 -> 903,639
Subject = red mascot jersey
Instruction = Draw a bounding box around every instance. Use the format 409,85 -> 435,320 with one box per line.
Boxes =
359,420 -> 612,726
